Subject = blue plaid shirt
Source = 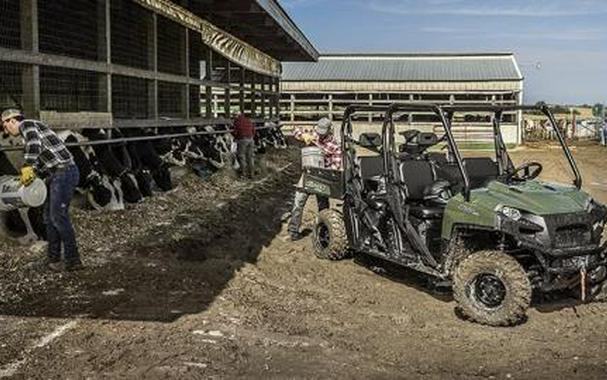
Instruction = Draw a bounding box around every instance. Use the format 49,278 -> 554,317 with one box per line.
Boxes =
19,120 -> 74,174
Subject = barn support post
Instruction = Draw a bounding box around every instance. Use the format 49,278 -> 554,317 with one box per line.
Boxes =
251,72 -> 257,118
239,67 -> 245,114
184,25 -> 190,119
147,13 -> 158,121
97,0 -> 111,125
224,61 -> 231,119
260,75 -> 266,119
20,0 -> 40,119
205,49 -> 213,118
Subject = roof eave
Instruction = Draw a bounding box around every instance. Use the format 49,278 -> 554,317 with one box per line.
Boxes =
255,0 -> 319,61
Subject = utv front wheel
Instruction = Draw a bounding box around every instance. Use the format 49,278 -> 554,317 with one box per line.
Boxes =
453,250 -> 531,326
313,209 -> 349,260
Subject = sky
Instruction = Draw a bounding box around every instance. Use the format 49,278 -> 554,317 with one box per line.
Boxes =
281,0 -> 607,105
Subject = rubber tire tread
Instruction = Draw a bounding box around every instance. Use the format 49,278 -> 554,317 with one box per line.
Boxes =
313,209 -> 349,260
453,250 -> 531,326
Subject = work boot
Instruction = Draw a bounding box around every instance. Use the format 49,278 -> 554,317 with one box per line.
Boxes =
29,257 -> 60,271
65,259 -> 84,272
47,261 -> 63,272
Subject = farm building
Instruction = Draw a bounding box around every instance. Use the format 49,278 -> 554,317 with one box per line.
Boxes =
281,53 -> 524,145
0,0 -> 318,130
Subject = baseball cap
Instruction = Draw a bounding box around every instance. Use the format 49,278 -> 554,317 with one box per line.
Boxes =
1,108 -> 23,122
315,117 -> 332,135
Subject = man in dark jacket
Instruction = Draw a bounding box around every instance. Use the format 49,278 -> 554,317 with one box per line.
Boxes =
1,108 -> 81,271
232,113 -> 256,179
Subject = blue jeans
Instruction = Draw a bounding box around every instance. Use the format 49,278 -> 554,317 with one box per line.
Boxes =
236,138 -> 255,177
43,164 -> 80,262
287,190 -> 329,234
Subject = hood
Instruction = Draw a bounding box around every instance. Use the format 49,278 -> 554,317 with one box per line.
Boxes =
470,180 -> 590,216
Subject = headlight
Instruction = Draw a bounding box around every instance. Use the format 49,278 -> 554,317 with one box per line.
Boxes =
500,206 -> 522,221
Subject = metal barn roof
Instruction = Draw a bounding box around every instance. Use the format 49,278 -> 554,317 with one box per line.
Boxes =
282,53 -> 523,82
183,0 -> 319,61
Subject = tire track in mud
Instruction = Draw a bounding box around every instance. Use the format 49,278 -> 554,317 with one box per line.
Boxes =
0,150 -> 302,377
0,320 -> 78,378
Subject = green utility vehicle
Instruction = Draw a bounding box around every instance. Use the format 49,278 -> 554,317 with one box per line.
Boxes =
303,103 -> 607,326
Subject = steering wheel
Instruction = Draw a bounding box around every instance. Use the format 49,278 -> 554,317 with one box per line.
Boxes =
507,162 -> 543,182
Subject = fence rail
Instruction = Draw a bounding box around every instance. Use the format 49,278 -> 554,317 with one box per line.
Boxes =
0,125 -> 281,152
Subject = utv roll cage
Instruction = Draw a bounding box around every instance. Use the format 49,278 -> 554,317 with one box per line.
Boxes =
341,103 -> 582,202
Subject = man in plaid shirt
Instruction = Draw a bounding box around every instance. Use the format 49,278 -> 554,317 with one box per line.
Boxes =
287,117 -> 342,241
2,109 -> 81,271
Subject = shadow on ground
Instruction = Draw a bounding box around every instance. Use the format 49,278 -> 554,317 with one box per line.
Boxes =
0,163 -> 299,323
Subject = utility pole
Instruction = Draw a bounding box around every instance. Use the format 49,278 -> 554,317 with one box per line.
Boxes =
601,104 -> 606,146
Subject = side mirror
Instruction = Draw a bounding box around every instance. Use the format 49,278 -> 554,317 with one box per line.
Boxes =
359,132 -> 382,148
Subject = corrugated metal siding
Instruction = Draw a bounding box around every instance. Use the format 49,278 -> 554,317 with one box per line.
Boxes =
282,56 -> 522,82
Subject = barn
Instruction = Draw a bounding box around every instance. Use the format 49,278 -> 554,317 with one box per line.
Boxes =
281,53 -> 524,145
0,0 -> 318,130
0,0 -> 318,238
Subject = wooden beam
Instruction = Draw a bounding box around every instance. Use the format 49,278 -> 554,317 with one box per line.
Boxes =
150,13 -> 158,120
224,61 -> 231,118
260,75 -> 266,118
205,49 -> 213,118
251,72 -> 257,117
20,0 -> 39,117
98,0 -> 111,115
184,26 -> 190,119
239,67 -> 245,113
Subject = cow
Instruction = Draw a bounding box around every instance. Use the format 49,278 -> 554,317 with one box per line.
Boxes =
266,122 -> 288,149
255,122 -> 288,153
81,129 -> 143,204
187,126 -> 225,169
150,128 -> 188,167
119,128 -> 173,192
57,130 -> 124,211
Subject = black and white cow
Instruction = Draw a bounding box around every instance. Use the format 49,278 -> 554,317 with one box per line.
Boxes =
149,128 -> 187,167
255,122 -> 288,154
188,126 -> 227,169
266,122 -> 288,149
58,130 -> 124,211
81,129 -> 143,204
119,128 -> 173,192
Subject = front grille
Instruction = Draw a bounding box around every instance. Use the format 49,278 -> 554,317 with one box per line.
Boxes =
554,224 -> 591,248
542,212 -> 599,251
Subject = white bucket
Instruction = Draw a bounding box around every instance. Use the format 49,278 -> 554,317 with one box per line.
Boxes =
301,146 -> 324,169
0,176 -> 47,211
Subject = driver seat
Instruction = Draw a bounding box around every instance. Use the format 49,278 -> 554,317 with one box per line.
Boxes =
399,159 -> 451,219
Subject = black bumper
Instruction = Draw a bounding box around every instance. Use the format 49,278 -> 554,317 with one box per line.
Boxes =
498,209 -> 607,274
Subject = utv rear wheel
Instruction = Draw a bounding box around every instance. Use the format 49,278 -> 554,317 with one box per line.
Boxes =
313,209 -> 349,260
453,250 -> 531,326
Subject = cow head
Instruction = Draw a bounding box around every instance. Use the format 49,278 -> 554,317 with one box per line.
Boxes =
152,164 -> 173,192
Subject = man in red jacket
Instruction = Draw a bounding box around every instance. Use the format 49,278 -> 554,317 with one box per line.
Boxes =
232,113 -> 256,178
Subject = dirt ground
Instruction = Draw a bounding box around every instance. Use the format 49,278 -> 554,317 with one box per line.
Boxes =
2,142 -> 607,379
